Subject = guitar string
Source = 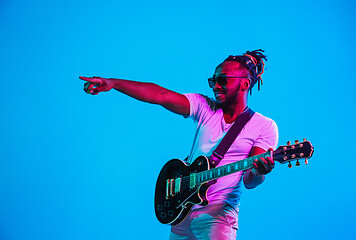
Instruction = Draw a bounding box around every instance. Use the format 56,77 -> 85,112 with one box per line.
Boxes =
170,152 -> 275,194
178,159 -> 254,184
175,153 -> 266,186
170,153 -> 274,194
164,148 -> 310,196
169,159 -> 255,194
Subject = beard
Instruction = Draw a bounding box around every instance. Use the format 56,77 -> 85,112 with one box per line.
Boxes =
214,82 -> 241,108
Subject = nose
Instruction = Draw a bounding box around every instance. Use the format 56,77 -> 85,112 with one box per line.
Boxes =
213,81 -> 222,91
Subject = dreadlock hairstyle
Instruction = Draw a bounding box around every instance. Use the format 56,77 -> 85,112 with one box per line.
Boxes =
224,49 -> 267,95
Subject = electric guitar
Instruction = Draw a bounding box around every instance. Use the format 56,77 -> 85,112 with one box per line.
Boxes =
154,140 -> 314,225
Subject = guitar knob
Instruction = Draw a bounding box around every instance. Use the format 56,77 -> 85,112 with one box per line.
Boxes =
157,205 -> 163,211
164,201 -> 170,208
288,161 -> 292,168
168,210 -> 174,216
296,160 -> 300,166
161,212 -> 167,219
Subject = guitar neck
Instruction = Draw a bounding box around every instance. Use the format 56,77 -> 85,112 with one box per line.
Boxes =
193,151 -> 272,185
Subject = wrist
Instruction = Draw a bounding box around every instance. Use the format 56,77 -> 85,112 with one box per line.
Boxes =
111,78 -> 122,89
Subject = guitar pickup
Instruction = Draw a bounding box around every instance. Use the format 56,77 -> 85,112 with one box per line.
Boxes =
174,177 -> 181,194
189,173 -> 196,188
166,178 -> 180,199
166,179 -> 171,199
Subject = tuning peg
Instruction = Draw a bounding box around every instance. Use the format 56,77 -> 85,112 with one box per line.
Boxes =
295,140 -> 299,144
303,138 -> 307,142
287,141 -> 291,146
296,159 -> 300,166
305,158 -> 308,165
288,161 -> 292,168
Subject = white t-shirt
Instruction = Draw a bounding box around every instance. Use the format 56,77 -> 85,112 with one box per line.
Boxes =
184,93 -> 279,211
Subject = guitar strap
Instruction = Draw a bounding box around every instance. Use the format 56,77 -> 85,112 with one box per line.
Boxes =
210,107 -> 255,166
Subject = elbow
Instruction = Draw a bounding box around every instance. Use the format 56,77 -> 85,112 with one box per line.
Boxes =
244,182 -> 258,189
243,173 -> 265,189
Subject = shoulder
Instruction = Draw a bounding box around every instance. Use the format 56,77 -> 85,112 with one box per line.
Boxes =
184,93 -> 220,111
249,112 -> 278,136
252,112 -> 277,125
183,93 -> 221,121
249,112 -> 279,150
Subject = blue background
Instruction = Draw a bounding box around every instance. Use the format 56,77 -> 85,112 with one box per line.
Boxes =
1,0 -> 355,239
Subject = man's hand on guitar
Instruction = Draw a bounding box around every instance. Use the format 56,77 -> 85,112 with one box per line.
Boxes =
80,76 -> 114,95
251,155 -> 275,176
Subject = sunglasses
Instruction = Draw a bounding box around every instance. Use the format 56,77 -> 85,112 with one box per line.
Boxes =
208,75 -> 249,88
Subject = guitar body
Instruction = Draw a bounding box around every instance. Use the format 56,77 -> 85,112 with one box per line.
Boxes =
154,156 -> 214,225
154,140 -> 314,225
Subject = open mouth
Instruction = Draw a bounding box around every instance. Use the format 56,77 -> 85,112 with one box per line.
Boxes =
214,92 -> 224,97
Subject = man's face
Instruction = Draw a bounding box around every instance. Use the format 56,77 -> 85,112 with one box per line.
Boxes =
212,61 -> 249,107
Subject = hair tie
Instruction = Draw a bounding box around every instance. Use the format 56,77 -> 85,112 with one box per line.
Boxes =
243,53 -> 259,77
243,54 -> 257,65
244,53 -> 265,91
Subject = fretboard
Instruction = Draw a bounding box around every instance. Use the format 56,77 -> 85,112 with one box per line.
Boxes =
192,151 -> 271,186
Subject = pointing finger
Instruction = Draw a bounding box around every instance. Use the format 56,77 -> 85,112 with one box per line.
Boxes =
79,76 -> 101,83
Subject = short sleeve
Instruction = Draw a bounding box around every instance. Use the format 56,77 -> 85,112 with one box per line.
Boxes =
183,93 -> 218,123
253,119 -> 279,151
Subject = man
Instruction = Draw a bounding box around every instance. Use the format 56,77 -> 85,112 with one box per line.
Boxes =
80,49 -> 278,240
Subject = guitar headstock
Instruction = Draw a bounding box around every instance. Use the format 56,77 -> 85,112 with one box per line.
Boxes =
273,139 -> 314,167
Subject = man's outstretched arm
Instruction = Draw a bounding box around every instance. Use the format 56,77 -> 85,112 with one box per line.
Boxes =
80,76 -> 190,117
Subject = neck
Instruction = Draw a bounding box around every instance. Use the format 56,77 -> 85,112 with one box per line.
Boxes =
222,95 -> 248,124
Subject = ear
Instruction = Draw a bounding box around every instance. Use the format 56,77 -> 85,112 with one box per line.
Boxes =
241,78 -> 251,91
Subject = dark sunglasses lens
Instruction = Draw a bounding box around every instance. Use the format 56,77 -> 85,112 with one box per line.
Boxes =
208,76 -> 227,88
216,76 -> 227,86
208,78 -> 215,88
